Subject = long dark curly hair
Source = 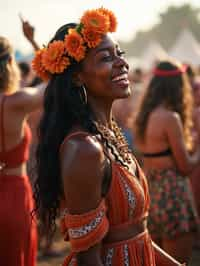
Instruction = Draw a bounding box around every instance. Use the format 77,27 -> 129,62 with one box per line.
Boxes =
34,23 -> 125,236
134,60 -> 193,149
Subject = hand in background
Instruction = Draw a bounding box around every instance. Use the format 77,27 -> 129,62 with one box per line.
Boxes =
19,13 -> 40,51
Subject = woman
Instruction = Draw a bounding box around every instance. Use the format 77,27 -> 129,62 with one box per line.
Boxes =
190,79 -> 200,249
34,8 -> 183,265
0,36 -> 45,265
134,60 -> 200,264
191,79 -> 200,215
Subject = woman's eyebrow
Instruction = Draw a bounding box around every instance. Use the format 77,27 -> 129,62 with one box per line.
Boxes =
94,47 -> 111,55
94,44 -> 119,55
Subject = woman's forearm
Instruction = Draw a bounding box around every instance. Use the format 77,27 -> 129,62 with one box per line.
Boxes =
30,39 -> 40,51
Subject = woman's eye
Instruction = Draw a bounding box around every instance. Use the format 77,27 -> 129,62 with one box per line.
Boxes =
102,55 -> 113,61
101,50 -> 125,61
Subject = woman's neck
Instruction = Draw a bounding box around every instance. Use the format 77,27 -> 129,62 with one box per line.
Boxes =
88,97 -> 113,129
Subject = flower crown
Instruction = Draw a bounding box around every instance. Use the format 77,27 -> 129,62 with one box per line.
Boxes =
32,7 -> 117,81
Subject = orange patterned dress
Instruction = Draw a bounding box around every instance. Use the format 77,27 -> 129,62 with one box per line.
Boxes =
60,134 -> 156,266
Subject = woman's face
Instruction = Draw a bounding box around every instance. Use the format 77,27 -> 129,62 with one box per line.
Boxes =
78,34 -> 131,102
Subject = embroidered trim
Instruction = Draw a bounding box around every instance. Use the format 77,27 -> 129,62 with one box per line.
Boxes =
124,244 -> 130,266
68,210 -> 105,239
105,248 -> 114,266
119,173 -> 136,213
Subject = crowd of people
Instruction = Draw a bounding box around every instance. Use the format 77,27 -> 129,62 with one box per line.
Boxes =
0,6 -> 200,266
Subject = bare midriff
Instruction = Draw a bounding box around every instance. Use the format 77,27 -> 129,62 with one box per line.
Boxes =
104,219 -> 147,244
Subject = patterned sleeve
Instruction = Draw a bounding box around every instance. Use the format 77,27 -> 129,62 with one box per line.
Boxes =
60,199 -> 109,252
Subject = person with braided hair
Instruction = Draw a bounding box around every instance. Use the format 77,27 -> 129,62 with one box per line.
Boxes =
34,7 -> 183,266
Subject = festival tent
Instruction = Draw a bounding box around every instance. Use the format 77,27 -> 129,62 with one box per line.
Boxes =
169,29 -> 200,65
139,40 -> 169,70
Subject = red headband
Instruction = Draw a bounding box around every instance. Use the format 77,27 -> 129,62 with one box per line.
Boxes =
153,65 -> 187,77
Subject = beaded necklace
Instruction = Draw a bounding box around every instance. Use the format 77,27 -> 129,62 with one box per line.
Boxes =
94,119 -> 132,167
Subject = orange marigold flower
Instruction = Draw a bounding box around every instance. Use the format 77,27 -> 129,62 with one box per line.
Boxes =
98,7 -> 117,32
42,40 -> 70,74
81,9 -> 109,34
82,28 -> 102,48
32,49 -> 50,81
64,29 -> 86,61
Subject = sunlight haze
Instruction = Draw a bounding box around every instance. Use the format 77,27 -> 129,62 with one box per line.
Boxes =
0,0 -> 200,54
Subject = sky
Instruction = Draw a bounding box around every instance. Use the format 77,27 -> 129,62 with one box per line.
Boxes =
0,0 -> 200,55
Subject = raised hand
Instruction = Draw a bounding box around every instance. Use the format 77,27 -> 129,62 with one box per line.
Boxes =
19,13 -> 40,51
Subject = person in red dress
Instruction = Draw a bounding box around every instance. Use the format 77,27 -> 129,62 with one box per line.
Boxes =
33,8 -> 184,265
0,36 -> 45,266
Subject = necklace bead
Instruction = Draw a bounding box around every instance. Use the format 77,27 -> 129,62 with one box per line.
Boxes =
94,120 -> 132,166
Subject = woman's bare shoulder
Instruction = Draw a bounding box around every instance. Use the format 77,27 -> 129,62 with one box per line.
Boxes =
61,132 -> 104,162
60,132 -> 106,213
60,132 -> 105,182
152,107 -> 180,123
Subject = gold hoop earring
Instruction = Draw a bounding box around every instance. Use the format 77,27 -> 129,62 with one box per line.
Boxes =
80,85 -> 87,105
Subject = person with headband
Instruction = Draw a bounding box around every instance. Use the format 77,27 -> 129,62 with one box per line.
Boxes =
0,36 -> 45,265
133,60 -> 200,264
33,8 -> 183,265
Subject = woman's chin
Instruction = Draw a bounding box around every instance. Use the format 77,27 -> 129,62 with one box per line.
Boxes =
117,86 -> 132,98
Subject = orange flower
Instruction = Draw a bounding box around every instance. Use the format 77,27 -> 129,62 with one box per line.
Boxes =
64,29 -> 86,61
32,49 -> 50,81
98,7 -> 117,32
42,40 -> 70,74
82,28 -> 102,48
81,9 -> 109,34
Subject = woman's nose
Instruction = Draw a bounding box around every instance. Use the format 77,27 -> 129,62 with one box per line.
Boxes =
114,56 -> 129,70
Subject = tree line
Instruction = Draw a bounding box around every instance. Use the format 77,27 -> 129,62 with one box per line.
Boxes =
120,4 -> 200,57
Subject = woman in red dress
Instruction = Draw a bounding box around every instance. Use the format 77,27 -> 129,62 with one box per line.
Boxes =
0,36 -> 45,266
34,8 -> 183,265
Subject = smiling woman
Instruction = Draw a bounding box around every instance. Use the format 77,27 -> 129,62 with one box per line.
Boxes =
33,7 -> 184,266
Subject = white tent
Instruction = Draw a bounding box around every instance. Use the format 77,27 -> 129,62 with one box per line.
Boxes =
169,29 -> 200,65
140,40 -> 169,70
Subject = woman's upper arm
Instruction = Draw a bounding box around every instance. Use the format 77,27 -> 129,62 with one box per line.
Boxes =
60,135 -> 109,264
8,84 -> 45,114
61,135 -> 105,213
165,112 -> 191,174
